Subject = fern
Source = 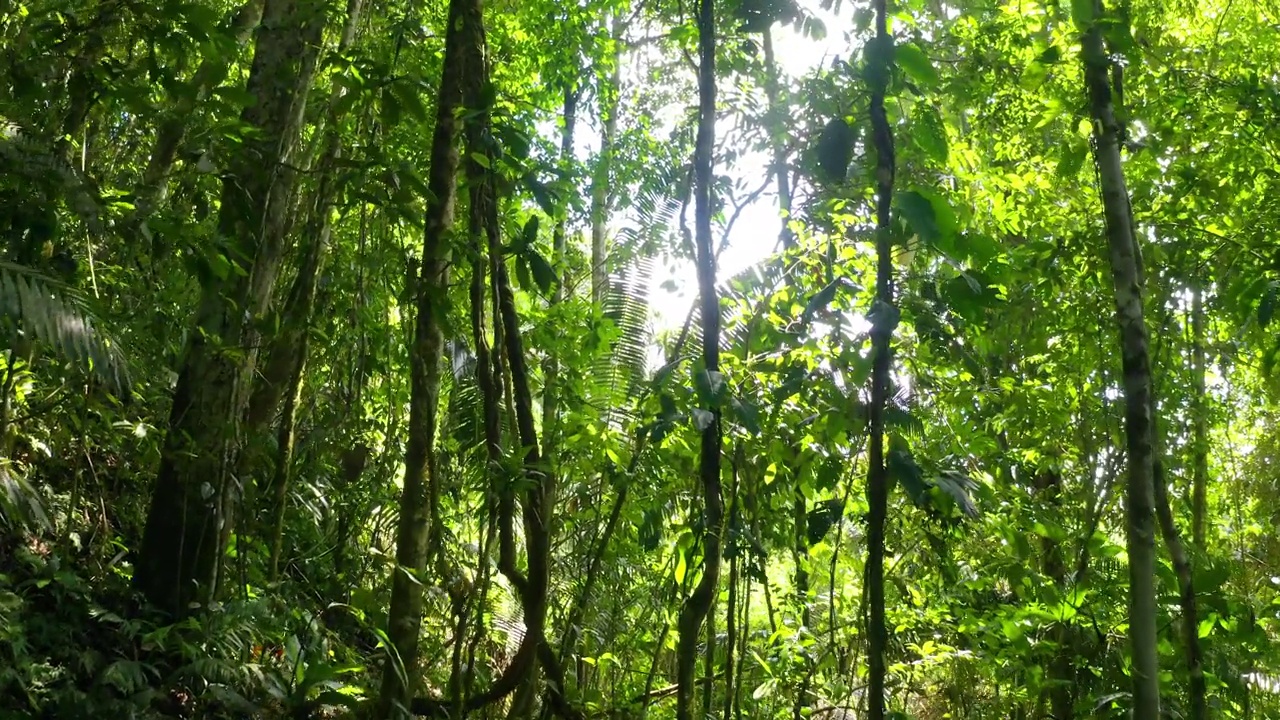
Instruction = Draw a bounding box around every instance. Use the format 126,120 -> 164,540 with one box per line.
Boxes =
0,260 -> 129,394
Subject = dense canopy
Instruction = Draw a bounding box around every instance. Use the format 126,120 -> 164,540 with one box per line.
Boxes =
1,0 -> 1279,718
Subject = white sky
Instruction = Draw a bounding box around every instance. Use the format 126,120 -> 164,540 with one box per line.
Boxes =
649,4 -> 848,329
584,2 -> 851,332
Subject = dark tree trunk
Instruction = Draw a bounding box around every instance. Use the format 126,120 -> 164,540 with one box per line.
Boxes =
133,0 -> 328,618
1080,2 -> 1160,716
675,1 -> 722,718
377,0 -> 469,711
865,0 -> 897,715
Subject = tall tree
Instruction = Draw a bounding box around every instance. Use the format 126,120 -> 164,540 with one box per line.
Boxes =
133,0 -> 330,617
864,0 -> 897,714
675,0 -> 723,717
1079,0 -> 1160,716
377,0 -> 471,710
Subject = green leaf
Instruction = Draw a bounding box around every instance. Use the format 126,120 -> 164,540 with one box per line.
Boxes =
693,369 -> 728,407
391,82 -> 428,122
728,397 -> 761,434
527,251 -> 557,295
380,90 -> 402,128
1056,140 -> 1088,180
806,499 -> 845,544
913,104 -> 949,164
470,152 -> 491,169
1259,286 -> 1276,329
802,277 -> 856,327
674,548 -> 688,584
895,43 -> 939,88
816,117 -> 855,183
887,439 -> 928,505
524,174 -> 558,215
935,470 -> 979,518
518,215 -> 540,252
1071,0 -> 1095,26
516,257 -> 533,293
896,190 -> 958,254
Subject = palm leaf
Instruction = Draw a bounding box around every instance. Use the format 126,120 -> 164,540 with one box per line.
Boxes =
0,260 -> 129,394
589,257 -> 656,431
0,461 -> 51,533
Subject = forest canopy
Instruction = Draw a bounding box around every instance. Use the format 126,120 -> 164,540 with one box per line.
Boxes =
1,0 -> 1279,718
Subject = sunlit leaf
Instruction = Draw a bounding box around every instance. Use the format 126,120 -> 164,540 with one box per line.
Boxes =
895,43 -> 939,88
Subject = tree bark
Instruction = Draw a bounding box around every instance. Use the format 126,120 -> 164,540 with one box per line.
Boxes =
540,86 -> 579,466
130,0 -> 267,230
675,1 -> 722,719
133,0 -> 328,618
760,25 -> 794,251
1080,2 -> 1161,716
792,455 -> 811,720
1153,457 -> 1206,720
1191,287 -> 1208,547
377,0 -> 469,710
865,0 -> 897,715
589,14 -> 623,305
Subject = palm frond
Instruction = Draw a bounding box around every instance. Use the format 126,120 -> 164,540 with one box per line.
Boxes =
589,257 -> 655,431
0,121 -> 104,234
0,261 -> 129,394
0,461 -> 51,533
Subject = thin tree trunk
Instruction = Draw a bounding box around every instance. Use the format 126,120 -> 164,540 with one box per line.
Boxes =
760,25 -> 794,251
1080,2 -> 1160,716
675,0 -> 722,718
130,0 -> 267,229
1148,356 -> 1205,720
703,595 -> 717,719
590,14 -> 623,305
1191,287 -> 1208,547
865,0 -> 897,714
133,0 -> 328,618
265,331 -> 306,582
1035,469 -> 1074,720
1153,458 -> 1206,720
540,86 -> 578,467
792,455 -> 811,720
245,0 -> 366,581
377,0 -> 468,709
722,464 -> 740,720
411,3 -> 577,712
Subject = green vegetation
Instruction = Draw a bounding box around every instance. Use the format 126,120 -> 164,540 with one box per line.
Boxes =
0,0 -> 1277,718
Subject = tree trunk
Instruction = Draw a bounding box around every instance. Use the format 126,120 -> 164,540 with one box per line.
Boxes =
133,0 -> 328,618
1191,287 -> 1208,547
865,0 -> 897,715
589,14 -> 623,305
793,457 -> 811,720
1153,456 -> 1206,720
760,25 -> 794,251
130,0 -> 267,230
676,1 -> 722,719
377,0 -> 469,710
1080,2 -> 1160,716
540,86 -> 579,465
246,0 -> 366,581
722,460 -> 740,720
1034,469 -> 1074,720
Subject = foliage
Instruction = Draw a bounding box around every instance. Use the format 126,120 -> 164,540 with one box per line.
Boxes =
0,0 -> 1279,718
